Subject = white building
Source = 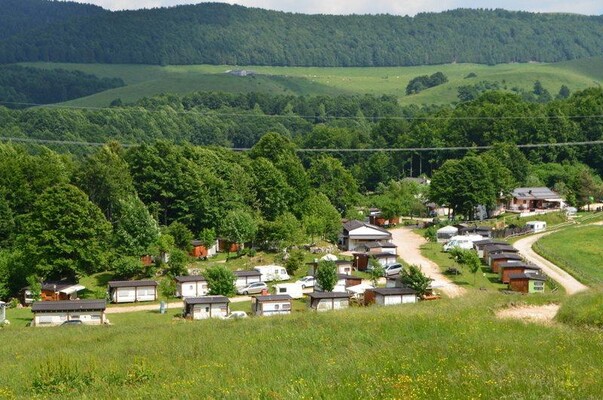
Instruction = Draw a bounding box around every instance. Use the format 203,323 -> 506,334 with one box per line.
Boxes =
367,288 -> 417,306
252,295 -> 292,316
273,283 -> 304,299
108,280 -> 158,303
307,292 -> 350,312
233,270 -> 262,288
341,220 -> 392,251
184,296 -> 230,320
31,299 -> 107,326
175,275 -> 208,298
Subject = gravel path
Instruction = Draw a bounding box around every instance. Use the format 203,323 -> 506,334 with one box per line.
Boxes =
514,232 -> 588,295
390,227 -> 466,298
496,304 -> 560,324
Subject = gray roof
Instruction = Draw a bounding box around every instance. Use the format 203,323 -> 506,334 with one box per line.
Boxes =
254,295 -> 292,302
499,263 -> 540,270
175,275 -> 206,283
343,220 -> 391,235
371,287 -> 417,296
485,244 -> 518,252
509,273 -> 547,281
512,187 -> 561,200
184,296 -> 230,305
233,270 -> 261,277
365,241 -> 397,249
474,239 -> 508,247
308,292 -> 350,299
32,299 -> 106,312
337,274 -> 361,280
108,280 -> 157,288
490,253 -> 523,260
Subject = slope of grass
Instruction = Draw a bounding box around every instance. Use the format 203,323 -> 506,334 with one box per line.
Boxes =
533,225 -> 603,285
1,291 -> 600,399
556,286 -> 603,328
18,57 -> 603,107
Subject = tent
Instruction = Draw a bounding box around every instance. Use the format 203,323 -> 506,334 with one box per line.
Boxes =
436,225 -> 458,243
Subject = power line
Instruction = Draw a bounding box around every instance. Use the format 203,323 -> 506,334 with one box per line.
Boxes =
2,136 -> 603,152
1,100 -> 602,121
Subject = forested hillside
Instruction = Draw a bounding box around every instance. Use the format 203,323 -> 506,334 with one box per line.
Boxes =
0,2 -> 601,66
0,65 -> 124,107
1,88 -> 602,179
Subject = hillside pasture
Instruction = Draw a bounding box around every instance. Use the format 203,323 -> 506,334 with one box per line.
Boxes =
534,225 -> 603,285
19,57 -> 603,108
1,291 -> 601,399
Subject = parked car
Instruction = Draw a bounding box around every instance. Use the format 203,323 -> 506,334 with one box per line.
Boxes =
237,281 -> 268,295
382,263 -> 403,277
223,311 -> 248,319
61,320 -> 83,326
296,276 -> 315,288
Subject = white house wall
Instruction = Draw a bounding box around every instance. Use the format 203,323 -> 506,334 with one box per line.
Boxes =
34,311 -> 105,326
258,301 -> 291,316
178,282 -> 208,298
112,286 -> 157,303
192,303 -> 228,319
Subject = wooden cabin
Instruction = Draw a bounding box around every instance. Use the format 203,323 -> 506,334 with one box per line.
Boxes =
490,253 -> 523,273
175,275 -> 208,298
184,296 -> 229,319
509,273 -> 546,293
499,263 -> 541,284
483,244 -> 519,263
108,280 -> 158,303
22,282 -> 86,305
307,292 -> 350,312
31,300 -> 107,327
189,239 -> 218,259
473,239 -> 508,258
364,287 -> 417,306
251,295 -> 292,316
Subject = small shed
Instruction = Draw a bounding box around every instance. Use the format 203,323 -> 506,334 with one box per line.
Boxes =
22,282 -> 86,305
353,252 -> 397,270
175,275 -> 208,298
252,295 -> 292,316
307,259 -> 353,275
108,280 -> 158,303
526,221 -> 547,233
509,273 -> 546,293
483,244 -> 519,262
307,292 -> 350,312
184,296 -> 230,319
337,274 -> 362,288
489,253 -> 523,273
499,263 -> 541,284
233,270 -> 262,288
31,299 -> 107,327
274,283 -> 304,299
436,226 -> 459,243
189,239 -> 218,259
364,287 -> 417,306
365,241 -> 398,255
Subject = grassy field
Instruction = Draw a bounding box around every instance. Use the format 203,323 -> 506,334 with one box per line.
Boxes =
556,285 -> 603,329
533,225 -> 603,285
19,57 -> 603,107
1,291 -> 600,399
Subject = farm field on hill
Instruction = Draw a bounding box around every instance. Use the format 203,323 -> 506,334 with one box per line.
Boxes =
2,291 -> 602,399
20,57 -> 603,107
534,225 -> 603,285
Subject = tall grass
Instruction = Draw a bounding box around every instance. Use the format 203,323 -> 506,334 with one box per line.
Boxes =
2,292 -> 601,398
556,286 -> 603,328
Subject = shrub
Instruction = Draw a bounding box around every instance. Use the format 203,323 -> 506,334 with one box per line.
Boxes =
204,266 -> 236,296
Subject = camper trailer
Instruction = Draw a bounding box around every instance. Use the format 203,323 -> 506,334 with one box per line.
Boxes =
273,283 -> 304,299
442,235 -> 483,252
525,221 -> 547,233
253,265 -> 290,282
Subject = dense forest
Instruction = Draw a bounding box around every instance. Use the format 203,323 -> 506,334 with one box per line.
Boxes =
0,65 -> 124,107
1,88 -> 603,179
0,2 -> 602,66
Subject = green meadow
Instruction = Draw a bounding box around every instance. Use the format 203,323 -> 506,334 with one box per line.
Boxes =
2,291 -> 602,399
534,225 -> 603,285
19,57 -> 603,107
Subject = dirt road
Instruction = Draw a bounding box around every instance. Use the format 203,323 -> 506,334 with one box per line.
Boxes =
390,227 -> 466,298
514,232 -> 588,295
496,304 -> 560,324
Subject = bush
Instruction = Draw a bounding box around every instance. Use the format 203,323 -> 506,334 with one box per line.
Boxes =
204,266 -> 236,296
285,249 -> 305,275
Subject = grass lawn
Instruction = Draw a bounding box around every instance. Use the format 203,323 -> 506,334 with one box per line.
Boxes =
1,291 -> 600,399
19,57 -> 603,107
534,225 -> 603,285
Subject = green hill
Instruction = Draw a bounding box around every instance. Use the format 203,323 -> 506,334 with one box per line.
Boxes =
19,57 -> 603,107
2,2 -> 602,66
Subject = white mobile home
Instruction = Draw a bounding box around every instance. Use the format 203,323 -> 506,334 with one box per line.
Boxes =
341,220 -> 392,251
31,300 -> 107,326
175,275 -> 208,298
233,270 -> 262,288
108,280 -> 158,303
184,296 -> 230,320
252,295 -> 292,316
273,283 -> 304,299
526,221 -> 547,233
253,265 -> 290,282
442,235 -> 483,252
307,292 -> 350,312
365,288 -> 417,306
